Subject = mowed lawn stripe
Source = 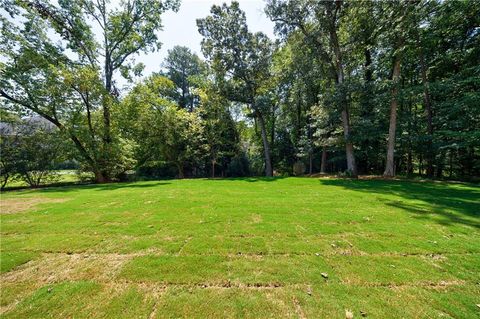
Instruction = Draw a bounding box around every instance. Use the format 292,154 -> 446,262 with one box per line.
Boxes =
1,177 -> 479,318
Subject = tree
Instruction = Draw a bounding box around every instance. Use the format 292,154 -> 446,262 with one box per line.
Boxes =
196,80 -> 239,178
271,25 -> 337,175
382,2 -> 414,177
120,74 -> 207,178
0,0 -> 179,182
266,0 -> 358,176
0,118 -> 66,188
0,121 -> 20,189
158,106 -> 207,178
163,45 -> 205,111
310,99 -> 342,175
197,1 -> 275,176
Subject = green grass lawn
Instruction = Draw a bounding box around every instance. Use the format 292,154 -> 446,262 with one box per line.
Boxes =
0,177 -> 479,318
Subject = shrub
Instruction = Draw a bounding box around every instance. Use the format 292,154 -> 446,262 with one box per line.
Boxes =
1,120 -> 65,188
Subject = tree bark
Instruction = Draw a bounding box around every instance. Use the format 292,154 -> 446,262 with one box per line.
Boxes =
1,175 -> 8,190
383,42 -> 403,177
176,163 -> 184,179
341,108 -> 357,177
419,154 -> 423,176
270,103 -> 276,168
407,149 -> 413,176
256,110 -> 273,177
330,21 -> 357,177
362,47 -> 373,174
94,171 -> 107,183
309,152 -> 313,175
103,49 -> 113,144
320,146 -> 327,174
436,150 -> 445,178
449,151 -> 453,178
419,43 -> 434,177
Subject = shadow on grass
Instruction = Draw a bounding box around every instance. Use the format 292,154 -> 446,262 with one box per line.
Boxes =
320,179 -> 480,229
4,181 -> 172,194
206,177 -> 286,182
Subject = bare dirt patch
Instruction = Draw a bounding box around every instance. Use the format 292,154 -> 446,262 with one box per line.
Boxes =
292,296 -> 307,319
251,214 -> 263,223
0,197 -> 68,214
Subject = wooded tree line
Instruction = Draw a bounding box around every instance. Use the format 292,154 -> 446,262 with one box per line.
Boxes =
1,0 -> 479,184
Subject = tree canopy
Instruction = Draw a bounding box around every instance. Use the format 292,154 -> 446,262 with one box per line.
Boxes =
1,0 -> 478,183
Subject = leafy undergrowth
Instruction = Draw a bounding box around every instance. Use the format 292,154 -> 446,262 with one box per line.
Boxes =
0,177 -> 479,318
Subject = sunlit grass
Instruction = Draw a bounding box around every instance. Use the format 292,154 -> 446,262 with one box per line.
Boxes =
1,177 -> 479,318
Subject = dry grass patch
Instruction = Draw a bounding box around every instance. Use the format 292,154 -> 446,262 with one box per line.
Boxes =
0,253 -> 135,286
0,197 -> 67,214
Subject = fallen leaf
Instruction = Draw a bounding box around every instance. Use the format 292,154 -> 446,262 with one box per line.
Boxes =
345,309 -> 354,319
321,272 -> 328,279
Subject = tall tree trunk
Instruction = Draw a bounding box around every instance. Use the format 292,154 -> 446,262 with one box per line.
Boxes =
309,152 -> 313,175
406,97 -> 413,176
1,174 -> 8,190
419,44 -> 434,177
436,150 -> 445,178
100,54 -> 112,181
176,163 -> 184,179
330,23 -> 357,177
94,171 -> 107,183
407,150 -> 413,176
449,151 -> 453,178
415,16 -> 434,178
270,103 -> 276,168
383,42 -> 403,177
361,47 -> 373,174
419,154 -> 423,176
256,110 -> 273,177
211,160 -> 215,178
320,146 -> 327,174
104,52 -> 113,144
341,108 -> 357,177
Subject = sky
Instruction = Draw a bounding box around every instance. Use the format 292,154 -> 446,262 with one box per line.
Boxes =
140,0 -> 276,76
0,1 -> 275,87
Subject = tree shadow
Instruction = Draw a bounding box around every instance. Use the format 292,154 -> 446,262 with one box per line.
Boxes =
206,177 -> 287,182
319,179 -> 480,229
90,181 -> 172,191
3,181 -> 172,194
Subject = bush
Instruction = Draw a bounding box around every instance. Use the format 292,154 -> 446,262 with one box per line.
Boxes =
1,120 -> 65,188
77,171 -> 95,183
0,134 -> 19,189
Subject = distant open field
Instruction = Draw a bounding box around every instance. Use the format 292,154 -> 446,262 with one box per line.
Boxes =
3,170 -> 86,189
1,178 -> 479,318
